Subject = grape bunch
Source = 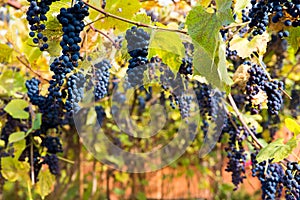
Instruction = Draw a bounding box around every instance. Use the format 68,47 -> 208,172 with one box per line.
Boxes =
179,42 -> 194,77
41,136 -> 63,154
26,0 -> 59,51
245,62 -> 284,115
95,106 -> 106,127
222,118 -> 247,190
66,72 -> 86,114
282,162 -> 300,200
92,59 -> 112,101
251,154 -> 284,199
125,26 -> 150,87
246,0 -> 300,38
43,154 -> 60,175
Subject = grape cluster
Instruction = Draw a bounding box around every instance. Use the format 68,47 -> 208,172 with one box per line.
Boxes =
43,154 -> 60,175
26,0 -> 58,51
282,162 -> 300,200
193,81 -> 212,116
245,62 -> 284,115
125,26 -> 150,87
24,0 -> 89,178
246,0 -> 300,38
95,106 -> 106,127
66,72 -> 85,114
179,42 -> 194,77
92,59 -> 112,101
178,95 -> 193,119
57,2 -> 88,61
222,119 -> 247,190
41,136 -> 63,154
251,154 -> 284,199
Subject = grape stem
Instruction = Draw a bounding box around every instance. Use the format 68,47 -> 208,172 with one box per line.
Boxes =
228,94 -> 264,149
16,56 -> 50,83
89,26 -> 118,48
82,1 -> 188,34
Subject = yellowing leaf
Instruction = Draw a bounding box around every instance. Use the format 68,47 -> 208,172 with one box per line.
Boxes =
1,157 -> 30,182
36,168 -> 56,199
94,0 -> 141,33
0,43 -> 13,63
8,132 -> 26,144
256,138 -> 298,163
229,32 -> 270,59
285,118 -> 300,136
148,30 -> 185,74
4,99 -> 29,119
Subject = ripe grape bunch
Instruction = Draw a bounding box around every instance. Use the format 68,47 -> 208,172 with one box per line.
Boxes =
251,153 -> 284,199
246,0 -> 300,38
222,118 -> 248,190
92,59 -> 112,102
244,62 -> 284,115
125,26 -> 150,87
25,0 -> 90,177
26,0 -> 59,51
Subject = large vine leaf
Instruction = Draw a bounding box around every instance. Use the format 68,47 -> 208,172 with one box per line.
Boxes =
285,118 -> 300,136
1,157 -> 30,182
94,0 -> 141,33
4,99 -> 29,119
193,37 -> 233,90
256,138 -> 299,163
148,30 -> 185,73
186,0 -> 234,90
36,168 -> 56,200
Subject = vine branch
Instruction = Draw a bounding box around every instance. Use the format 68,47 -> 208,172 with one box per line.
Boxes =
82,1 -> 188,34
228,94 -> 264,149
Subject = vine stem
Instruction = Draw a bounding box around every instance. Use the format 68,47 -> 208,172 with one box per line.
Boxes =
228,94 -> 264,149
16,56 -> 50,83
89,25 -> 118,48
82,1 -> 188,34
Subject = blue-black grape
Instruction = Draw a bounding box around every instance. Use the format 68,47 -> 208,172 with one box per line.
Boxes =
251,153 -> 284,199
43,154 -> 60,175
26,0 -> 59,51
125,26 -> 150,87
245,62 -> 284,115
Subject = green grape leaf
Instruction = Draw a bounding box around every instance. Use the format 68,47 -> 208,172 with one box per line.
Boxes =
4,99 -> 29,119
229,32 -> 270,59
286,27 -> 300,52
1,157 -> 30,182
36,168 -> 56,199
256,138 -> 298,163
33,113 -> 42,130
148,30 -> 185,73
217,39 -> 234,89
186,0 -> 234,57
285,118 -> 300,136
0,43 -> 13,63
193,38 -> 232,90
94,0 -> 141,33
8,132 -> 26,144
